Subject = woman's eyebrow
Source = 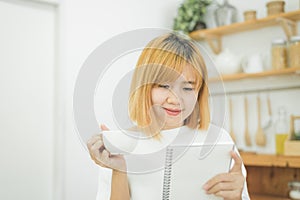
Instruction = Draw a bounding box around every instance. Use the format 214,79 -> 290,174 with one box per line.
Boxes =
183,81 -> 196,84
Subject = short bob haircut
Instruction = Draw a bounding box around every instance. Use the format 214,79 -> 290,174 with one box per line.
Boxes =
129,32 -> 210,138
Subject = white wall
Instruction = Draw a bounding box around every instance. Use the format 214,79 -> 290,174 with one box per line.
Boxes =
60,0 -> 300,199
0,1 -> 56,199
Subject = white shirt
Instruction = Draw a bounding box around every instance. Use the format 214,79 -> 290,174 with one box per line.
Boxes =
96,125 -> 250,200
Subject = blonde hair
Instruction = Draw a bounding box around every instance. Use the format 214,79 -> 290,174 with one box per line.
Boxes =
129,32 -> 210,138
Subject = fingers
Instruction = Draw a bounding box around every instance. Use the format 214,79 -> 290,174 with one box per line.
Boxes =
203,172 -> 244,199
99,149 -> 110,162
87,134 -> 107,167
203,173 -> 235,191
230,151 -> 242,173
215,190 -> 241,200
206,181 -> 234,194
87,124 -> 126,170
87,134 -> 102,150
96,149 -> 110,165
86,123 -> 109,164
87,124 -> 127,171
98,149 -> 127,171
202,150 -> 245,200
100,124 -> 109,131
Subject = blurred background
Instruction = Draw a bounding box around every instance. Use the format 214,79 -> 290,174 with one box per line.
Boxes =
0,0 -> 300,199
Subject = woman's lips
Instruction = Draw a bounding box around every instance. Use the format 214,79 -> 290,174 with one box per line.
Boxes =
164,108 -> 182,116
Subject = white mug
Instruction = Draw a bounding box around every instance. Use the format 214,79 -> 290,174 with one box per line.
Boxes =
102,130 -> 139,155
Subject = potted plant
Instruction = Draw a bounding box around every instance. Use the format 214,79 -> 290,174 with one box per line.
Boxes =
173,0 -> 212,34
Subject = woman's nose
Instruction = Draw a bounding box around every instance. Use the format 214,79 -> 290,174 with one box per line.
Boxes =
166,90 -> 180,105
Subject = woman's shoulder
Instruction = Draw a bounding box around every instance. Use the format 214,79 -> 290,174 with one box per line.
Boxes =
192,124 -> 234,145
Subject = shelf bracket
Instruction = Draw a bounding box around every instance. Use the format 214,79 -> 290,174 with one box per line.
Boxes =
276,17 -> 297,39
205,35 -> 222,54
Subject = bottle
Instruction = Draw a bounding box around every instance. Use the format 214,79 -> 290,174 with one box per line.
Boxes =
203,0 -> 219,29
275,107 -> 289,155
271,38 -> 287,70
214,0 -> 238,27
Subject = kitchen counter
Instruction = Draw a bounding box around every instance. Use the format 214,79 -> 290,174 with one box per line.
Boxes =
251,194 -> 291,200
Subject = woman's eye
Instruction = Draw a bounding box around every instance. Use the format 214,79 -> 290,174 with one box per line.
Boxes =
183,87 -> 194,91
158,84 -> 170,89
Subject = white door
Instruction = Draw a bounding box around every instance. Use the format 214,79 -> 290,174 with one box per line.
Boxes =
0,1 -> 57,199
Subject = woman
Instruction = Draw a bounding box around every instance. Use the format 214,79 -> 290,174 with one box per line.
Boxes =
87,32 -> 250,200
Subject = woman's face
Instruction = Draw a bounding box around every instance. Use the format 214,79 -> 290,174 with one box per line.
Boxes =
150,65 -> 199,130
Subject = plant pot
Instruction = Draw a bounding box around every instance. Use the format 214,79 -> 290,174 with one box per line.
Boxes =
193,21 -> 207,31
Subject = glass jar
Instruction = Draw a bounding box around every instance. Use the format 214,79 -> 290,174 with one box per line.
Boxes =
271,38 -> 287,70
214,0 -> 237,27
266,0 -> 285,16
243,10 -> 256,21
289,35 -> 300,68
275,107 -> 289,155
294,118 -> 300,140
289,181 -> 300,200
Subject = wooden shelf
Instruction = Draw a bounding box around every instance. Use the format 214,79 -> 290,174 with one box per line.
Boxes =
189,10 -> 300,54
190,10 -> 300,40
209,67 -> 300,82
240,152 -> 300,168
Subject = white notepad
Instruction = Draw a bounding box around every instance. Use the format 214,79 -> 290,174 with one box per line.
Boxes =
162,142 -> 234,200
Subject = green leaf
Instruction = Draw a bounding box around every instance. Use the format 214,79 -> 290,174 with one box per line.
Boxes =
172,0 -> 212,32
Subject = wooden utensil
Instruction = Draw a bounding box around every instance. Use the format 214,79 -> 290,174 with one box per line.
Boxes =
255,96 -> 267,146
229,97 -> 236,142
244,97 -> 252,146
267,95 -> 272,118
262,95 -> 272,129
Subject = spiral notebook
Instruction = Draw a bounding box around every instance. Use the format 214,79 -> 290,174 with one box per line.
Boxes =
162,142 -> 234,200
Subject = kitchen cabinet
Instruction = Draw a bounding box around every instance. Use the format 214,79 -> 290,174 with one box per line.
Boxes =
240,152 -> 300,199
189,9 -> 300,199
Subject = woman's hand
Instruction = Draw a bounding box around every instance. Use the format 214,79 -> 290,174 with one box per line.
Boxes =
202,151 -> 245,200
87,124 -> 127,172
